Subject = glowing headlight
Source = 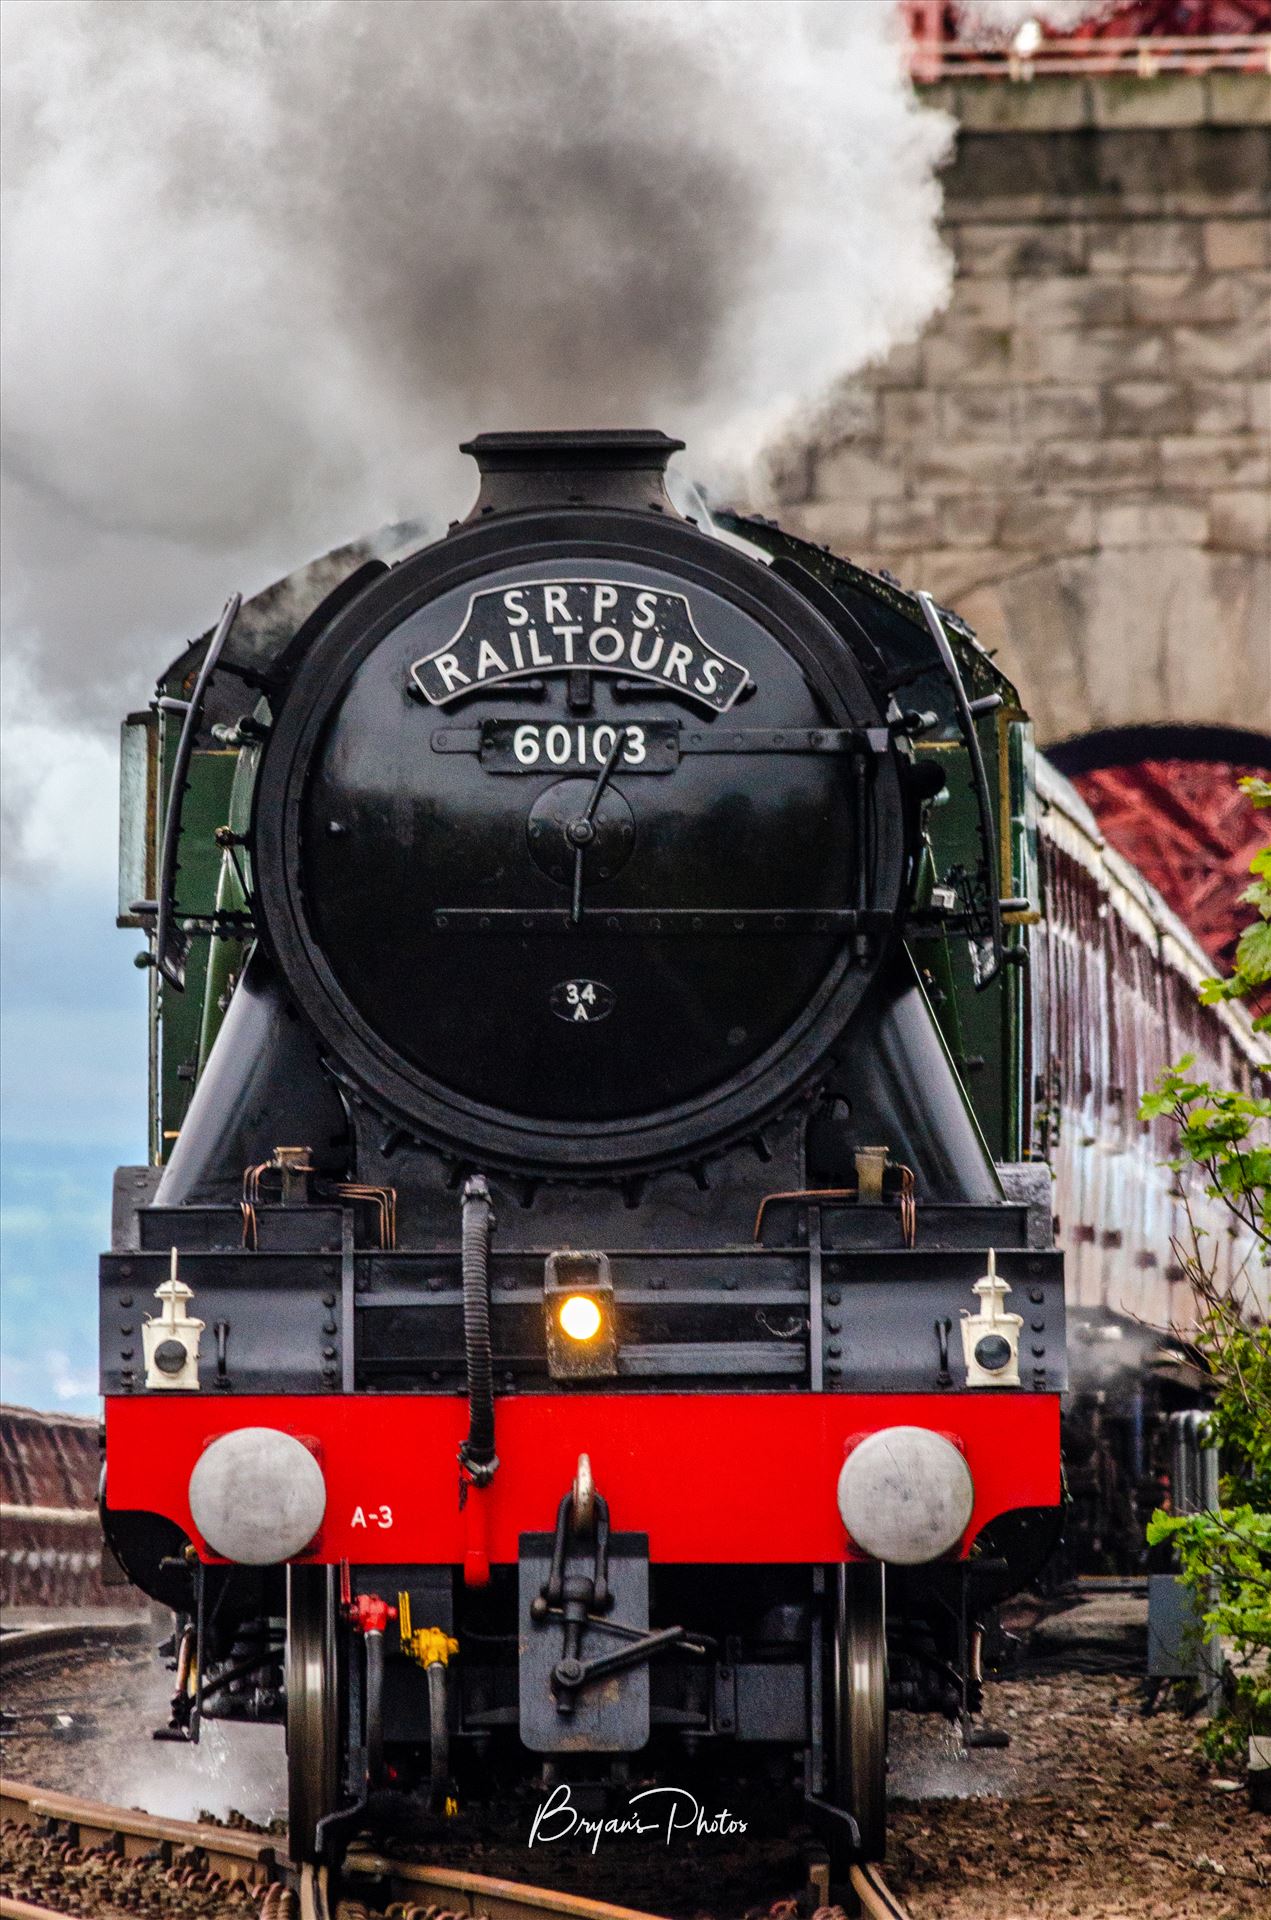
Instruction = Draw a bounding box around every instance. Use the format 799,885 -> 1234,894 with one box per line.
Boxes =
559,1294 -> 603,1342
188,1427 -> 326,1565
544,1250 -> 617,1378
836,1425 -> 974,1566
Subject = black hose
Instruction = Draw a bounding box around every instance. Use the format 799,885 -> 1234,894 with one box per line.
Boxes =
457,1173 -> 498,1485
364,1629 -> 384,1786
428,1659 -> 449,1810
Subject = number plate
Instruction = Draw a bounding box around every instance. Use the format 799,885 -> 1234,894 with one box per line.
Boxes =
480,720 -> 679,774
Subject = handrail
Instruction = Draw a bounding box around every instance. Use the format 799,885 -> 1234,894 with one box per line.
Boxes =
915,591 -> 1003,990
908,32 -> 1271,82
154,594 -> 241,990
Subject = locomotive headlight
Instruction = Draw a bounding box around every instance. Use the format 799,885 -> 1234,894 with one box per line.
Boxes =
836,1426 -> 974,1566
188,1427 -> 326,1565
559,1294 -> 603,1342
544,1250 -> 617,1379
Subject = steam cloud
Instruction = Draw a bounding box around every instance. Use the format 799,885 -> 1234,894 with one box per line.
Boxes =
2,0 -> 952,853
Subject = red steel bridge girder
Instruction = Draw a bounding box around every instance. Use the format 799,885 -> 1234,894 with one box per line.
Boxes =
1073,759 -> 1269,977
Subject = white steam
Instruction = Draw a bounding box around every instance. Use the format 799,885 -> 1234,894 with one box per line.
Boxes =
2,0 -> 953,860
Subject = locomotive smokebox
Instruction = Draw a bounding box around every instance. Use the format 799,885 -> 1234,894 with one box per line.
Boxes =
461,428 -> 686,519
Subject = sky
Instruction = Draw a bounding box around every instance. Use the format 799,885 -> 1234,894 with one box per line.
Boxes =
0,0 -> 969,1414
1,773 -> 146,1411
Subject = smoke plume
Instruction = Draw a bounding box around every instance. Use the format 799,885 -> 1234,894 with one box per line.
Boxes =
1,0 -> 952,841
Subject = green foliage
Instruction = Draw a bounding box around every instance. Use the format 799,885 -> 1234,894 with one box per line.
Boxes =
1139,776 -> 1271,1751
1198,775 -> 1271,1032
1139,1059 -> 1271,1238
1146,1506 -> 1271,1746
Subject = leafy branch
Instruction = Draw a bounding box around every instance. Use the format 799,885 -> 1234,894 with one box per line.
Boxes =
1138,776 -> 1270,1757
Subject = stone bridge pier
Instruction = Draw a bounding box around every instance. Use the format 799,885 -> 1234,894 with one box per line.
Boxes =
769,70 -> 1270,961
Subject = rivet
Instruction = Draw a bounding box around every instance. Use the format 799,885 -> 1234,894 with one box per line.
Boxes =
1029,1288 -> 1044,1304
323,1319 -> 337,1335
119,1264 -> 133,1279
119,1294 -> 133,1308
322,1292 -> 336,1307
120,1348 -> 134,1361
724,1276 -> 738,1290
323,1346 -> 337,1359
1031,1319 -> 1045,1333
119,1324 -> 133,1336
827,1342 -> 842,1358
1031,1344 -> 1045,1358
826,1289 -> 842,1306
825,1317 -> 841,1333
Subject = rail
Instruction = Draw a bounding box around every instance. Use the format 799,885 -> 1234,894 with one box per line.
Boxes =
0,1618 -> 148,1671
0,1776 -> 915,1919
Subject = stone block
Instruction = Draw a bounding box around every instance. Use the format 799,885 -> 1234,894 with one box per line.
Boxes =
855,341 -> 924,390
1041,438 -> 1162,491
815,443 -> 906,503
1090,76 -> 1209,131
1013,275 -> 1129,330
878,389 -> 940,440
1103,381 -> 1192,438
1202,218 -> 1271,271
951,221 -> 1086,278
1099,500 -> 1208,548
998,494 -> 1095,553
860,547 -> 922,589
1206,73 -> 1271,129
1162,127 -> 1271,217
1207,490 -> 1271,555
780,497 -> 875,551
910,437 -> 1036,492
1016,325 -> 1172,384
1086,217 -> 1204,274
1125,271 -> 1240,326
1170,324 -> 1271,381
946,277 -> 1014,329
923,326 -> 1014,388
939,389 -> 1018,439
1234,270 -> 1271,322
935,495 -> 1005,548
1159,435 -> 1271,490
1248,380 -> 1271,439
1193,383 -> 1261,435
817,386 -> 882,442
955,76 -> 1092,134
909,549 -> 1010,608
1019,385 -> 1103,442
763,438 -> 817,507
871,495 -> 946,548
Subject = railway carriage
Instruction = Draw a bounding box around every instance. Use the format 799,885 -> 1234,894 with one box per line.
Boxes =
97,429 -> 1252,1877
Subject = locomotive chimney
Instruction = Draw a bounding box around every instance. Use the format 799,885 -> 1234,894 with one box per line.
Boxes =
460,429 -> 686,519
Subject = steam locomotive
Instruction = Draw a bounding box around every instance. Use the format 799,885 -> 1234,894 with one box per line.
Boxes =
102,430 -> 1072,1874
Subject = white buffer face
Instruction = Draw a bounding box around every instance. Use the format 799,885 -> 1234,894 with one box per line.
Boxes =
836,1425 -> 975,1566
188,1427 -> 327,1566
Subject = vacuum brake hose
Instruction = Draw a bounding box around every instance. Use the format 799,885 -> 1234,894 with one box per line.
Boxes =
457,1173 -> 498,1486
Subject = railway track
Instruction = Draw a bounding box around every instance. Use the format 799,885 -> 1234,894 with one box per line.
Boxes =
0,1621 -> 149,1673
0,1778 -> 913,1920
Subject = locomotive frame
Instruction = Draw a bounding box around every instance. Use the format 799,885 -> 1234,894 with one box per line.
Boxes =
107,427 -> 1223,1884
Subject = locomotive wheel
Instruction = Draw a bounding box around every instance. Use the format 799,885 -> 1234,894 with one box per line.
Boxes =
832,1562 -> 888,1860
286,1565 -> 341,1862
